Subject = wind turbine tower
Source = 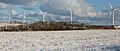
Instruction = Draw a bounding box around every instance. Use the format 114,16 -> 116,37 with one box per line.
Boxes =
8,12 -> 11,23
23,11 -> 26,23
70,9 -> 73,24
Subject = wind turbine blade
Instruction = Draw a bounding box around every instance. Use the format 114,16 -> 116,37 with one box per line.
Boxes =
51,16 -> 55,21
44,11 -> 48,14
24,11 -> 26,15
9,13 -> 10,17
24,10 -> 26,18
4,17 -> 8,18
108,1 -> 113,9
109,12 -> 112,18
39,9 -> 43,13
27,17 -> 31,18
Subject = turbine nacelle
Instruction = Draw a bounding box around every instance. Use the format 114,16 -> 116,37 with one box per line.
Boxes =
113,8 -> 119,11
110,8 -> 118,11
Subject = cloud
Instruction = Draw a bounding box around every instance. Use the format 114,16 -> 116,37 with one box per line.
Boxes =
0,0 -> 107,17
27,12 -> 40,17
21,7 -> 34,10
0,0 -> 38,6
0,13 -> 7,17
0,2 -> 8,9
39,0 -> 106,17
10,9 -> 16,15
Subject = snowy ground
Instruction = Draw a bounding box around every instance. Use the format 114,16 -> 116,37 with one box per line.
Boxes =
0,23 -> 22,27
0,30 -> 120,51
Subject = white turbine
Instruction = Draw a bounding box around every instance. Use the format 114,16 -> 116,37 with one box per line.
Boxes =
69,9 -> 73,24
8,12 -> 12,23
22,10 -> 31,23
23,10 -> 26,23
39,9 -> 48,22
108,2 -> 118,26
51,16 -> 59,22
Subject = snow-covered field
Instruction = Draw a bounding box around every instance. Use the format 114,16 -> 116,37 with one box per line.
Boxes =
0,30 -> 120,51
0,23 -> 22,27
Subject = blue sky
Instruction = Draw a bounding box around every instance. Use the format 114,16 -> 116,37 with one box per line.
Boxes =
0,0 -> 120,25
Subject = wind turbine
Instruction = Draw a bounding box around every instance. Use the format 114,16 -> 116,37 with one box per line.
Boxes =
69,9 -> 73,24
51,16 -> 59,22
39,9 -> 48,22
8,12 -> 12,23
108,1 -> 118,26
23,11 -> 26,23
22,10 -> 31,23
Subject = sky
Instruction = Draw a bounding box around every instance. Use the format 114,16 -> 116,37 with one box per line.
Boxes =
0,0 -> 120,25
85,0 -> 120,10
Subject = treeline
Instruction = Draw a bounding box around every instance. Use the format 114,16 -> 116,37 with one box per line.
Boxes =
0,21 -> 115,31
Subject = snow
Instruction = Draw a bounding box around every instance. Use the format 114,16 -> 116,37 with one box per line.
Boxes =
0,30 -> 120,51
0,23 -> 22,27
